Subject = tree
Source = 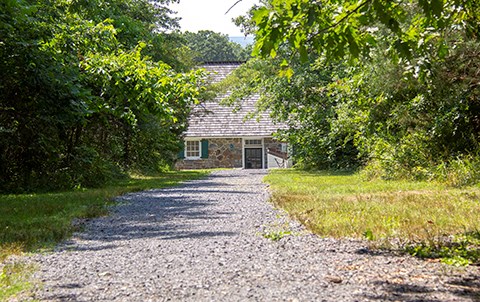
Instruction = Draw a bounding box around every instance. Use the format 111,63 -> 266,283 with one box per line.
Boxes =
224,0 -> 480,181
183,30 -> 250,62
221,55 -> 362,170
0,0 -> 206,192
251,0 -> 479,62
345,39 -> 480,181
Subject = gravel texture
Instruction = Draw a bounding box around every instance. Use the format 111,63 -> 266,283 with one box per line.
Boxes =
29,169 -> 479,301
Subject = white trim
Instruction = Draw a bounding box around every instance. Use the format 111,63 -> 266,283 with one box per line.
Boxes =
242,139 -> 245,169
242,137 -> 265,169
184,135 -> 273,140
244,139 -> 263,146
184,139 -> 202,160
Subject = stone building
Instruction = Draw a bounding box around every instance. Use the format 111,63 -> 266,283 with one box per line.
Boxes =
176,61 -> 291,169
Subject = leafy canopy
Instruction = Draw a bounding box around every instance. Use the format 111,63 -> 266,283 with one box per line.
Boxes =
225,0 -> 480,182
251,0 -> 479,62
183,30 -> 250,62
0,0 -> 207,192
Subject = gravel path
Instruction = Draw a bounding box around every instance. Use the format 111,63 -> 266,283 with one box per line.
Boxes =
29,169 -> 479,301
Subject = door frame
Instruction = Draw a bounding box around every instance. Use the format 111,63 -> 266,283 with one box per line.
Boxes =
242,137 -> 264,169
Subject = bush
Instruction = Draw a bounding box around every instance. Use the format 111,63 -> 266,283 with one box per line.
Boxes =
434,155 -> 480,187
362,153 -> 480,187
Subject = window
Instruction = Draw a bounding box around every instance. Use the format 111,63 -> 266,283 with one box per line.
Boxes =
245,139 -> 262,146
185,140 -> 200,158
182,139 -> 208,159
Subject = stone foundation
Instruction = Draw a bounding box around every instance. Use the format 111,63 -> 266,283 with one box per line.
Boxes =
176,138 -> 242,169
176,137 -> 288,169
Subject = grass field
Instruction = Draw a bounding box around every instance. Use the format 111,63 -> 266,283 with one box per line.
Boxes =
264,169 -> 480,266
0,170 -> 210,300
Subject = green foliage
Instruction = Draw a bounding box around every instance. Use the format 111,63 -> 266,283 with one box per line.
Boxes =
251,0 -> 479,62
183,30 -> 250,62
405,231 -> 480,266
353,39 -> 480,182
0,0 -> 205,192
434,155 -> 480,187
260,219 -> 294,241
223,57 -> 363,171
262,230 -> 292,241
363,229 -> 375,241
0,262 -> 34,301
228,0 -> 480,181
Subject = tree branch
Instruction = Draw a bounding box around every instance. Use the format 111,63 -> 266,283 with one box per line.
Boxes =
308,0 -> 372,42
225,0 -> 243,15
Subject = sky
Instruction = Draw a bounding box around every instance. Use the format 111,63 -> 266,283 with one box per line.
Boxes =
169,0 -> 259,37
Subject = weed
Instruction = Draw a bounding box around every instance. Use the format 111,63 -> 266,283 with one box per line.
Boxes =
363,230 -> 375,241
405,231 -> 480,266
262,230 -> 292,241
0,262 -> 35,301
260,219 -> 295,242
435,155 -> 480,187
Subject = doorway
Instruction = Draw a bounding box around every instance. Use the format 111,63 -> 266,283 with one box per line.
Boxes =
244,148 -> 263,169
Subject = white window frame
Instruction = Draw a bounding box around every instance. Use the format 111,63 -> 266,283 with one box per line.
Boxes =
244,139 -> 263,146
185,140 -> 201,159
242,137 -> 265,169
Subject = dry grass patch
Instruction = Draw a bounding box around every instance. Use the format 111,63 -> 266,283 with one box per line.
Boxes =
265,169 -> 480,265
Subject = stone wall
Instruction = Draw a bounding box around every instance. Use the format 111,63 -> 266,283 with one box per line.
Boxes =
176,137 -> 288,169
176,138 -> 243,169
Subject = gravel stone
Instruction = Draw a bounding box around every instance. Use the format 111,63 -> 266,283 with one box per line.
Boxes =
28,169 -> 479,301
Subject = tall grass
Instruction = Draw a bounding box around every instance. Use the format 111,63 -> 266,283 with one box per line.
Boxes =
435,154 -> 480,187
265,169 -> 480,265
362,153 -> 480,187
0,262 -> 35,301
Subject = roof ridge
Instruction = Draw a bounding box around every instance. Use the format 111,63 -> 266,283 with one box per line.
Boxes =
202,61 -> 246,65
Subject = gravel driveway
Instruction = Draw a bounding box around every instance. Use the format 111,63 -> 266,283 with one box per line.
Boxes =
30,169 -> 479,301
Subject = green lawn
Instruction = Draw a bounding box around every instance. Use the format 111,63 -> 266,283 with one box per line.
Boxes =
0,170 -> 210,300
265,169 -> 480,265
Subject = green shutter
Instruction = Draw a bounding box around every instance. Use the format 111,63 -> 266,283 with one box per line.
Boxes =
201,139 -> 209,159
178,142 -> 185,159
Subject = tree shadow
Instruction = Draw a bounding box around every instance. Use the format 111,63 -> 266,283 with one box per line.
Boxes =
354,247 -> 480,301
364,281 -> 436,301
446,275 -> 480,301
34,170 -> 257,301
362,276 -> 480,302
57,176 -> 245,253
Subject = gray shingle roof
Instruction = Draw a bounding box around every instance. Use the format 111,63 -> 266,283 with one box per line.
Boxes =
185,62 -> 285,138
202,61 -> 245,83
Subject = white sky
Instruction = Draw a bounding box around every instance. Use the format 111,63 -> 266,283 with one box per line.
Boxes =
169,0 -> 259,36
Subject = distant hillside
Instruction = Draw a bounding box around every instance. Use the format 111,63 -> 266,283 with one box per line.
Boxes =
229,36 -> 254,48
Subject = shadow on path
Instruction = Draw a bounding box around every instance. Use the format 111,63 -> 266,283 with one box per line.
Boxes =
65,173 -> 244,252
